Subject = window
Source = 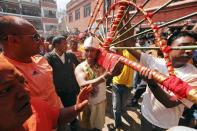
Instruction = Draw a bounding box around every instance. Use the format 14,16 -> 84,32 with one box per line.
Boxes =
28,19 -> 43,30
22,5 -> 41,16
42,0 -> 56,3
21,0 -> 40,4
68,13 -> 73,22
84,3 -> 91,17
75,9 -> 80,20
32,0 -> 40,4
0,2 -> 20,14
43,9 -> 56,18
45,24 -> 57,31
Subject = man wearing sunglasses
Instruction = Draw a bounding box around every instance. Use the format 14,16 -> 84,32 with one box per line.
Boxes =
0,55 -> 92,131
0,16 -> 62,109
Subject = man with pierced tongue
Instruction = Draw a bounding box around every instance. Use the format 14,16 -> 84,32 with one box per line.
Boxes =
75,36 -> 110,131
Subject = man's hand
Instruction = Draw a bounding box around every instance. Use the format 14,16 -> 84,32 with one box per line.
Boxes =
102,71 -> 111,79
111,61 -> 124,76
58,85 -> 93,125
75,85 -> 93,112
139,67 -> 153,80
139,67 -> 181,107
139,67 -> 157,87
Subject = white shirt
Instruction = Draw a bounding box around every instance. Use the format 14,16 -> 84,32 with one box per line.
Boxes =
89,82 -> 106,105
54,50 -> 65,63
140,53 -> 196,129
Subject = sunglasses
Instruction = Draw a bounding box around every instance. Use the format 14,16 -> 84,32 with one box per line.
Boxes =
7,33 -> 41,42
21,33 -> 41,42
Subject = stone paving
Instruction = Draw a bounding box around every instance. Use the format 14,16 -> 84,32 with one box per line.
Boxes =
65,87 -> 142,131
102,88 -> 141,131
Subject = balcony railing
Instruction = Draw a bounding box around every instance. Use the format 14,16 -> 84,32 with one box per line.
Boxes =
0,1 -> 20,14
27,19 -> 43,30
42,17 -> 58,23
0,1 -> 41,17
20,0 -> 40,5
0,0 -> 19,3
21,5 -> 41,16
42,0 -> 56,4
45,24 -> 57,31
43,10 -> 56,18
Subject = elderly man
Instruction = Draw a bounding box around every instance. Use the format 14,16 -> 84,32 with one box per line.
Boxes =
0,55 -> 92,131
75,36 -> 109,131
0,16 -> 62,108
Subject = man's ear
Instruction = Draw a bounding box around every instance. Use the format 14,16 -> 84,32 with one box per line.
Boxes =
7,35 -> 20,46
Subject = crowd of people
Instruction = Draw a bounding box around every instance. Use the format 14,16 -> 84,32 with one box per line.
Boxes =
0,15 -> 196,131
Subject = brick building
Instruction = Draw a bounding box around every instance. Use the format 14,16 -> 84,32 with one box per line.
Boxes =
66,0 -> 107,32
66,0 -> 197,32
0,0 -> 59,37
133,0 -> 197,28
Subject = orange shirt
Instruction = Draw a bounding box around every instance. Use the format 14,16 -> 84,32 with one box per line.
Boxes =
21,97 -> 59,131
68,50 -> 84,62
2,54 -> 62,108
73,51 -> 83,60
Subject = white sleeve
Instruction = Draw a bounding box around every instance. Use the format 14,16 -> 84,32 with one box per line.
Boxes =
140,53 -> 156,68
180,73 -> 197,108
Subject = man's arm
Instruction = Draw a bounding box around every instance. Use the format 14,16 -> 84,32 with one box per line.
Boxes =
140,68 -> 181,108
57,85 -> 92,125
74,64 -> 107,87
148,80 -> 181,108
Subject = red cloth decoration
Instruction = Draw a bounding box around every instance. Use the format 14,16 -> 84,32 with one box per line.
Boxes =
97,48 -> 120,73
162,75 -> 191,98
162,46 -> 171,54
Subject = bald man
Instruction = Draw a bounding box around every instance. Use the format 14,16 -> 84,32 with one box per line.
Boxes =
0,16 -> 62,108
0,55 -> 92,131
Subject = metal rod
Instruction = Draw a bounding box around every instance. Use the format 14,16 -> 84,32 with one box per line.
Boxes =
95,19 -> 105,40
116,0 -> 150,36
105,0 -> 108,35
111,0 -> 116,28
112,0 -> 174,43
110,45 -> 197,50
99,13 -> 106,38
113,6 -> 130,35
94,1 -> 117,34
111,12 -> 197,46
94,34 -> 104,43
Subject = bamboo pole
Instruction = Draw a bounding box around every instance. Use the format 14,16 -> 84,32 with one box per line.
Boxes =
89,0 -> 104,31
88,0 -> 100,28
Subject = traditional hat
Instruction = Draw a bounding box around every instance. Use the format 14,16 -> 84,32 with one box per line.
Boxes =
84,36 -> 99,49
